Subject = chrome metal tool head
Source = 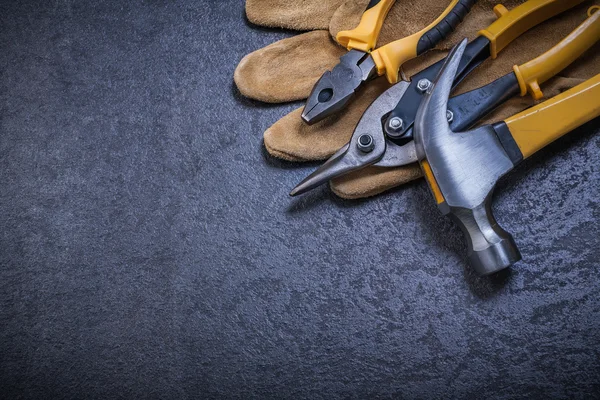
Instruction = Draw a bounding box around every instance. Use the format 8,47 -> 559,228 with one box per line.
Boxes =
302,50 -> 377,125
291,81 -> 412,197
414,39 -> 521,276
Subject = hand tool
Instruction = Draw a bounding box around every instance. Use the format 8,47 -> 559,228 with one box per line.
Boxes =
301,0 -> 477,124
414,38 -> 600,275
291,0 -> 595,196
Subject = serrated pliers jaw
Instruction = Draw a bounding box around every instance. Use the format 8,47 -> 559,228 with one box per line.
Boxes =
301,50 -> 377,125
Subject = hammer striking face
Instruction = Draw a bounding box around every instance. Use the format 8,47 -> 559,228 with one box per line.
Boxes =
413,38 -> 600,276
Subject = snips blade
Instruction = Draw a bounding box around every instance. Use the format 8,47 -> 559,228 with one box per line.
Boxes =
301,49 -> 377,125
291,81 -> 411,196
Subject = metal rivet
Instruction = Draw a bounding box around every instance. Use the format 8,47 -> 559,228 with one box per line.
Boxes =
357,134 -> 375,153
417,79 -> 431,93
388,117 -> 403,130
386,116 -> 405,138
318,88 -> 333,103
446,110 -> 454,123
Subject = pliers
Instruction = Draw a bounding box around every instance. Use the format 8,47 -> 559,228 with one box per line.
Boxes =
301,0 -> 478,124
291,0 -> 595,196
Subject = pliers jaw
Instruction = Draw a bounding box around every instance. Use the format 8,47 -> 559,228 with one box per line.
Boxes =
301,50 -> 377,125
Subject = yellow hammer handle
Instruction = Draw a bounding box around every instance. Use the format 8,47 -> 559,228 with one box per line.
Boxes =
478,0 -> 586,59
514,6 -> 600,100
336,0 -> 396,52
505,73 -> 600,159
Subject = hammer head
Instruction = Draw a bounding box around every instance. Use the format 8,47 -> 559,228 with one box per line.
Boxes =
413,39 -> 522,276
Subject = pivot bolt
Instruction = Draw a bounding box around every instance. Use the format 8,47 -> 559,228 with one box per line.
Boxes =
446,110 -> 454,123
318,88 -> 333,103
417,79 -> 431,93
388,117 -> 403,130
357,134 -> 375,153
386,117 -> 404,138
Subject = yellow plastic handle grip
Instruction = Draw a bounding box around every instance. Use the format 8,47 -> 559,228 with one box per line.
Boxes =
336,0 -> 395,52
505,73 -> 600,159
370,0 -> 469,83
478,0 -> 586,59
513,6 -> 600,100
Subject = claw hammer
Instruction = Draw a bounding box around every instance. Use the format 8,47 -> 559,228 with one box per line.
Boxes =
413,28 -> 600,275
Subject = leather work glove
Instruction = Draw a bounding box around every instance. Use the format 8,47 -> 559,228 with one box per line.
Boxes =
235,0 -> 599,199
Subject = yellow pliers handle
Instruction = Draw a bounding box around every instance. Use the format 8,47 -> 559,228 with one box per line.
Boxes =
513,5 -> 600,100
372,0 -> 476,83
336,0 -> 396,52
479,0 -> 586,59
337,0 -> 477,83
505,6 -> 600,159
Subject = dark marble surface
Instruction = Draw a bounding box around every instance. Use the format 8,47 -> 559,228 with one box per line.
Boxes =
1,1 -> 599,398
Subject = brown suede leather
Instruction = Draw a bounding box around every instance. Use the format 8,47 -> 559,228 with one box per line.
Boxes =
264,77 -> 390,161
246,0 -> 346,30
236,0 -> 599,199
234,31 -> 346,103
330,164 -> 423,199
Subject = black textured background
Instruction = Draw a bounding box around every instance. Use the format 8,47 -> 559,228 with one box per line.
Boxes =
1,1 -> 599,399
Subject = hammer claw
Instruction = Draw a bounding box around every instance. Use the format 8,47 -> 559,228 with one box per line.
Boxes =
415,39 -> 468,148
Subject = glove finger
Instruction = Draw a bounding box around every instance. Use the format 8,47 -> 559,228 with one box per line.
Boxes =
328,0 -> 365,41
329,76 -> 586,200
330,164 -> 423,200
246,0 -> 346,31
234,30 -> 345,103
263,77 -> 390,161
